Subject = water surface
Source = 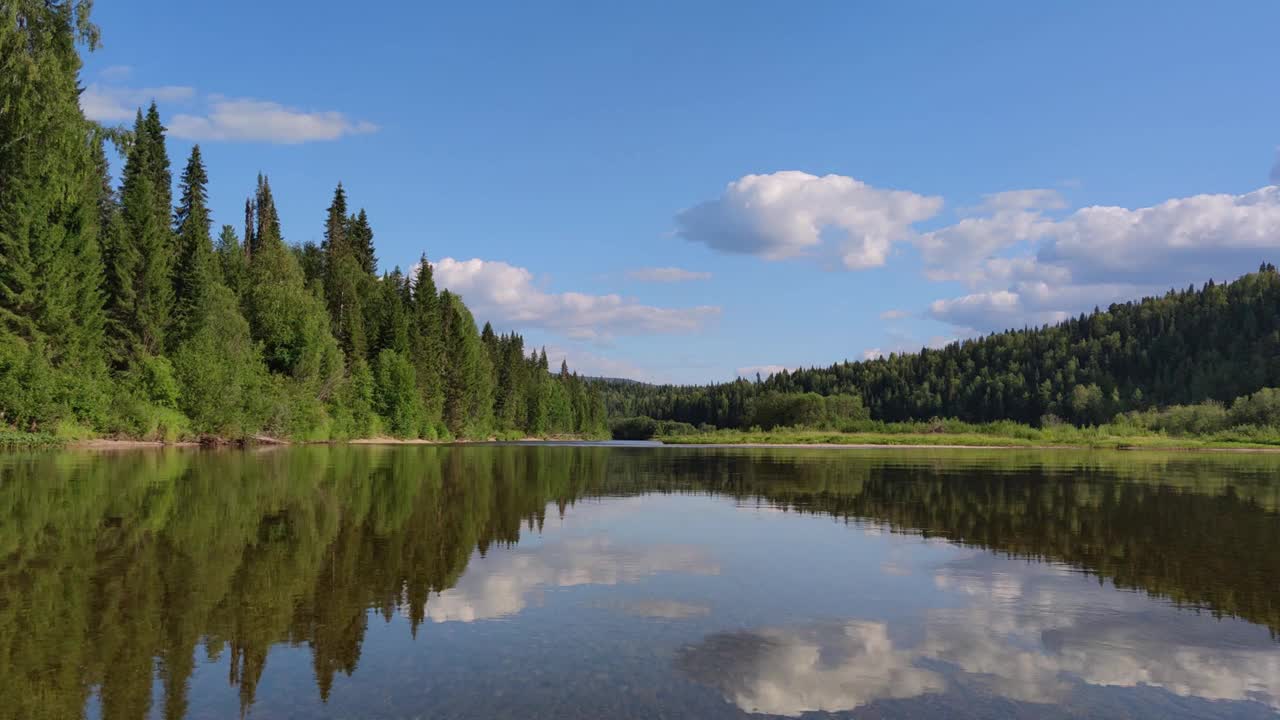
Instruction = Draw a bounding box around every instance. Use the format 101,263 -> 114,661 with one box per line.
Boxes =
3,445 -> 1280,719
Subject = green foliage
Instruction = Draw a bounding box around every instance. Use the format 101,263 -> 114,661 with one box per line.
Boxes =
127,354 -> 181,409
745,391 -> 870,430
172,285 -> 268,436
439,292 -> 493,437
610,416 -> 697,440
0,7 -> 617,443
373,349 -> 422,438
1227,387 -> 1280,428
328,356 -> 378,440
611,416 -> 658,440
106,110 -> 173,358
602,267 -> 1280,431
172,145 -> 214,344
0,337 -> 60,429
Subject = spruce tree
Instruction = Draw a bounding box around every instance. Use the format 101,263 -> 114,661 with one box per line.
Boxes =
409,256 -> 444,429
322,183 -> 369,358
215,225 -> 249,299
0,0 -> 105,372
347,209 -> 377,275
106,109 -> 173,359
141,101 -> 173,236
243,198 -> 256,259
172,145 -> 214,342
439,291 -> 493,436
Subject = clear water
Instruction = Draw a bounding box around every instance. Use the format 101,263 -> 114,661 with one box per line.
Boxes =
3,444 -> 1280,719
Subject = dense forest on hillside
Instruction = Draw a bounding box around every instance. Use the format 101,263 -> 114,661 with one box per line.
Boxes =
0,2 -> 605,441
601,266 -> 1280,430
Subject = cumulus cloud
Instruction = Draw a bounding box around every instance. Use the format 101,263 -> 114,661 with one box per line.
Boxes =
924,185 -> 1280,331
170,98 -> 377,143
736,364 -> 795,379
80,83 -> 195,123
675,171 -> 943,269
425,535 -> 718,623
627,267 -> 712,283
427,257 -> 720,340
918,209 -> 1059,280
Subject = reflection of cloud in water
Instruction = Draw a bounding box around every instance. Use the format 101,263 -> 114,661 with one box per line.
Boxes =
426,536 -> 718,623
590,598 -> 712,619
677,622 -> 944,716
679,558 -> 1280,715
923,575 -> 1280,707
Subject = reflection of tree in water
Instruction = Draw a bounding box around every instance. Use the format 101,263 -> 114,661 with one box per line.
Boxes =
0,447 -> 1278,718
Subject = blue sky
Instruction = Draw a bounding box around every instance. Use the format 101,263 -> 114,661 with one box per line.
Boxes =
81,1 -> 1280,383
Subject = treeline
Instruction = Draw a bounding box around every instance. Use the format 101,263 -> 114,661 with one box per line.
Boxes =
599,266 -> 1280,429
0,3 -> 605,441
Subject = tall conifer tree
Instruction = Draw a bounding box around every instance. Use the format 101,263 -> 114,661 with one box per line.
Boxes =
172,145 -> 213,342
106,109 -> 173,358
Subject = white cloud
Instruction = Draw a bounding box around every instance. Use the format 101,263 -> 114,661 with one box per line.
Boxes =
79,80 -> 376,144
80,83 -> 195,123
918,209 -> 1059,280
879,309 -> 911,320
98,65 -> 133,82
924,185 -> 1280,331
170,98 -> 378,144
967,188 -> 1067,215
542,345 -> 656,382
736,364 -> 795,379
675,171 -> 943,269
427,257 -> 720,340
627,267 -> 712,283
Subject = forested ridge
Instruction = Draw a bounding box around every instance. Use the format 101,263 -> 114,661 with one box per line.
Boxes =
0,2 -> 605,442
601,265 -> 1280,429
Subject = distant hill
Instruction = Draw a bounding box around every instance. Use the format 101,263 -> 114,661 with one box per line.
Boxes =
586,377 -> 652,387
596,264 -> 1280,427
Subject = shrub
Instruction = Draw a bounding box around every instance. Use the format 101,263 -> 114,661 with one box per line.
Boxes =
1229,388 -> 1280,428
172,285 -> 270,437
611,416 -> 658,440
374,349 -> 423,438
656,420 -> 697,436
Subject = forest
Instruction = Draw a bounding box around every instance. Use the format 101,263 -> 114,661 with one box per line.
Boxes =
0,2 -> 606,442
600,265 -> 1280,436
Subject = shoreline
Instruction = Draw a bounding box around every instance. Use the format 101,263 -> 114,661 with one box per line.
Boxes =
656,441 -> 1280,454
51,435 -> 599,451
13,436 -> 1277,454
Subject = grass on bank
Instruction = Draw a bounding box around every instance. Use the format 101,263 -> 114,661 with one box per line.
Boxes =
650,418 -> 1280,450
